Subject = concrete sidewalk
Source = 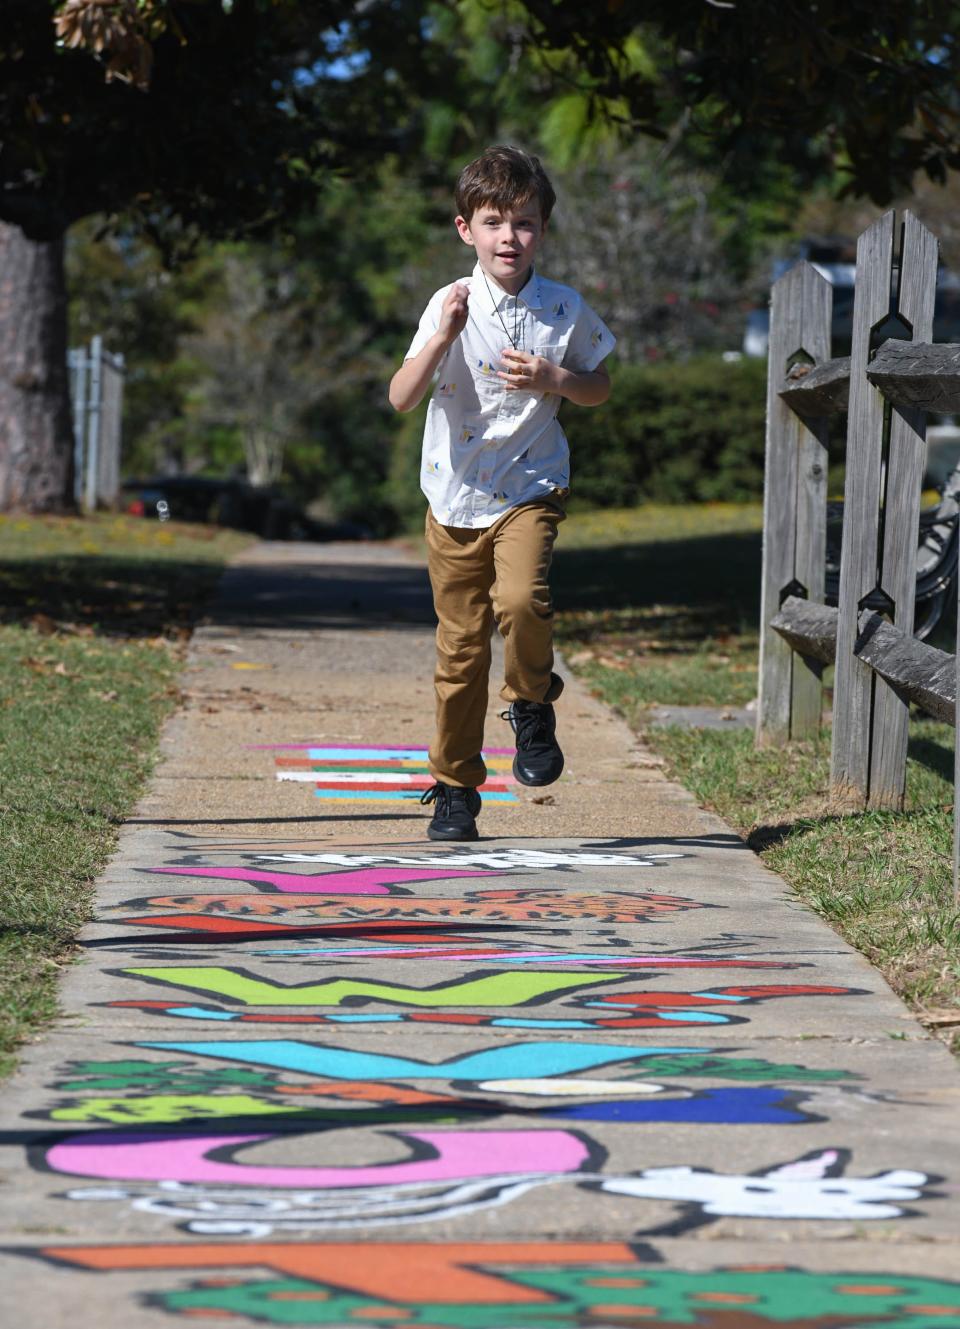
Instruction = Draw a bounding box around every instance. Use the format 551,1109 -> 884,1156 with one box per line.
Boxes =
1,538 -> 959,1328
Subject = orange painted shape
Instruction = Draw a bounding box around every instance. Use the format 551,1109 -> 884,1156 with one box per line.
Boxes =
594,1308 -> 658,1318
692,1292 -> 758,1304
584,1278 -> 650,1289
42,1242 -> 637,1304
833,1285 -> 905,1295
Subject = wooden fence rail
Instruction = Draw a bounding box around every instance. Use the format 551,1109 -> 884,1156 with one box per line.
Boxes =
756,210 -> 960,899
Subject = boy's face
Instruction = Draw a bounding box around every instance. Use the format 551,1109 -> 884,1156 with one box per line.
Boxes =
455,198 -> 546,294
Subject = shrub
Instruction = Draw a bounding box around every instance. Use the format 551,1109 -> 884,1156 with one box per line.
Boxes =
563,355 -> 768,507
385,355 -> 769,531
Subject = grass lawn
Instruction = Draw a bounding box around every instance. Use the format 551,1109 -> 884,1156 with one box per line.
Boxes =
554,502 -> 960,1053
0,513 -> 252,1076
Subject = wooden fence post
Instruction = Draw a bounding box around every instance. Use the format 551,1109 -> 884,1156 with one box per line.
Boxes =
831,211 -> 939,809
956,561 -> 960,904
869,213 -> 938,806
756,262 -> 831,745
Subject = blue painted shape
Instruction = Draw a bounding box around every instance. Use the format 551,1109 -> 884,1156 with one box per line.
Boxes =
306,747 -> 510,761
542,1086 -> 806,1124
658,1011 -> 730,1024
246,948 -> 653,960
137,1039 -> 701,1080
173,1007 -> 237,1021
326,1014 -> 404,1023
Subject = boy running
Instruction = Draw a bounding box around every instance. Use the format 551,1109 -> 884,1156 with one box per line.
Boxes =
389,145 -> 614,840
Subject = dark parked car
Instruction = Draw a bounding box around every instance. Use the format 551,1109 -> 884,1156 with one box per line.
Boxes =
122,475 -> 371,541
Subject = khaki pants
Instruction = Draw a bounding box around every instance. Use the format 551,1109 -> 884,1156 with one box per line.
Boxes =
426,495 -> 566,788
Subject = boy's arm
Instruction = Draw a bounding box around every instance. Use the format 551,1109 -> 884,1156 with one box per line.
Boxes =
499,350 -> 611,406
388,283 -> 470,413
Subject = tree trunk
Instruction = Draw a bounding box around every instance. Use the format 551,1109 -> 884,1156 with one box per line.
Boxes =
0,222 -> 75,512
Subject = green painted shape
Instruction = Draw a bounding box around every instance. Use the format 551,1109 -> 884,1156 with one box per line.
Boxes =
48,1094 -> 306,1124
46,1093 -> 482,1128
157,1268 -> 960,1326
125,966 -> 623,1009
635,1052 -> 854,1082
519,1267 -> 960,1325
56,1060 -> 280,1092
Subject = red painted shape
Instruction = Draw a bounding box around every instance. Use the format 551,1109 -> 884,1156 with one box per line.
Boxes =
407,1012 -> 492,1025
705,984 -> 856,1000
118,915 -> 506,948
109,1000 -> 180,1010
127,914 -> 293,934
596,983 -> 855,1007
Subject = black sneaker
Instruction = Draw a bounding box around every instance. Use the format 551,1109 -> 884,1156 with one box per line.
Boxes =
502,700 -> 564,786
420,782 -> 482,841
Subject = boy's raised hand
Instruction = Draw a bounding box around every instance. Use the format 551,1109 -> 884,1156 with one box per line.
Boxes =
438,283 -> 470,344
499,348 -> 557,394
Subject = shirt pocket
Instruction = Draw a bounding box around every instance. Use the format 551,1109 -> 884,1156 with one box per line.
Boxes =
534,340 -> 567,366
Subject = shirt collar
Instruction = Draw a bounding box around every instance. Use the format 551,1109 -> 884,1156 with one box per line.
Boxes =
471,262 -> 543,313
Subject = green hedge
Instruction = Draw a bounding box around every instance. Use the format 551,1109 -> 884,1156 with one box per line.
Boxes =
388,355 -> 768,529
562,355 -> 768,507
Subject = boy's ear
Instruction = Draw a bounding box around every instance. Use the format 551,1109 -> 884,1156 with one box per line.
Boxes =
455,215 -> 475,247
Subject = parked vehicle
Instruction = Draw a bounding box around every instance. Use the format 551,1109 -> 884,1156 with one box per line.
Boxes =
121,475 -> 371,541
743,237 -> 960,358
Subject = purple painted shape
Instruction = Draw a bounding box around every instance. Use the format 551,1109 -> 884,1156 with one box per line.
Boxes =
45,1128 -> 587,1187
145,866 -> 493,896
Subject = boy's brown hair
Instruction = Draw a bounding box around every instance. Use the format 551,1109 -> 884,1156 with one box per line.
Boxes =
455,145 -> 556,224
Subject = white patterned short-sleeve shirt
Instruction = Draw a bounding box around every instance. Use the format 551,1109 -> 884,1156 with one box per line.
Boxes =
405,262 -> 615,529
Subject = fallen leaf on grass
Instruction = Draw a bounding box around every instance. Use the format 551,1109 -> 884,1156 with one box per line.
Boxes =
95,690 -> 119,702
919,1008 -> 960,1028
28,612 -> 57,635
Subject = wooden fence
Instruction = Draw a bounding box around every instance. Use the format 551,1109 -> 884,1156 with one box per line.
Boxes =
756,210 -> 960,898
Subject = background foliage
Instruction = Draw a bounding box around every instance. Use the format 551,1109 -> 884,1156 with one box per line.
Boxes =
48,0 -> 960,532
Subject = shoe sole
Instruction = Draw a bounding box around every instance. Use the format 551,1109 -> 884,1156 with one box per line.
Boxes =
426,823 -> 479,841
512,754 -> 564,787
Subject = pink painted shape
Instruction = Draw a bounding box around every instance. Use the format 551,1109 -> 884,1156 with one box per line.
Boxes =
46,1129 -> 587,1188
145,866 -> 493,896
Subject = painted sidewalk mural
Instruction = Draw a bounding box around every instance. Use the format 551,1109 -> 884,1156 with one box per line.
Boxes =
261,742 -> 520,803
8,837 -> 953,1320
25,1031 -> 930,1235
30,1244 -> 960,1326
104,965 -> 863,1029
36,1116 -> 934,1235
